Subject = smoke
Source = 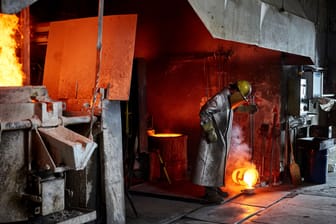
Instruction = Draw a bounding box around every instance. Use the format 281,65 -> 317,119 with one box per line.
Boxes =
225,123 -> 255,191
228,123 -> 252,167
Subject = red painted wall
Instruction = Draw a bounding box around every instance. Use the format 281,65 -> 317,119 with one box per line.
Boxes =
127,0 -> 284,176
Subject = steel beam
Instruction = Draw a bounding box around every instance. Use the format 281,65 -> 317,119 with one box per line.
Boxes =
188,0 -> 316,63
1,0 -> 38,14
101,100 -> 125,223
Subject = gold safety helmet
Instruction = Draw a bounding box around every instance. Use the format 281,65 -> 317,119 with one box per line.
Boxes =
236,80 -> 252,101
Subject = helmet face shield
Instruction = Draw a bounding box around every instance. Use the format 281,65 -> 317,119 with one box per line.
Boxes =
230,91 -> 245,109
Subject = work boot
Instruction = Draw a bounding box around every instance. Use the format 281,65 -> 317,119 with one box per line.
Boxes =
202,187 -> 224,204
216,187 -> 229,198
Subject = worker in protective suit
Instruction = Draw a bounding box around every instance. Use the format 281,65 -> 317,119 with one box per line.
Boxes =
192,80 -> 252,204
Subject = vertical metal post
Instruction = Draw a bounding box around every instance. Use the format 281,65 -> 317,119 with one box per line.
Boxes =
135,59 -> 148,153
101,100 -> 125,224
89,0 -> 104,139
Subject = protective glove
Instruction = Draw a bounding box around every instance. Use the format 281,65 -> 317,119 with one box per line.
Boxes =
206,128 -> 218,143
201,120 -> 214,131
201,120 -> 218,143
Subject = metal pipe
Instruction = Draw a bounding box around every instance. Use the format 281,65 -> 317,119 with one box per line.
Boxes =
0,116 -> 96,142
249,95 -> 255,163
1,120 -> 32,131
0,120 -> 35,143
1,115 -> 95,132
89,0 -> 104,140
27,130 -> 32,171
60,115 -> 96,126
21,193 -> 42,203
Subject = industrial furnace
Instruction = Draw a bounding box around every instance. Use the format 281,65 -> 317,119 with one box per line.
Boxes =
0,86 -> 97,223
0,8 -> 137,222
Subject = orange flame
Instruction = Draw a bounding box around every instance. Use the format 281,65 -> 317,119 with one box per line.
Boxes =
0,13 -> 24,86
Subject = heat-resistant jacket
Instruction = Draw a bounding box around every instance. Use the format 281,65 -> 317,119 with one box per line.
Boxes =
192,88 -> 233,187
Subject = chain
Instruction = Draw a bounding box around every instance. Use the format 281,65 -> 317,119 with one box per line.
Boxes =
89,0 -> 104,140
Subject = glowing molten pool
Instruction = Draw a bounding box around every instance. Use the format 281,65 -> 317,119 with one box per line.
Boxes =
149,133 -> 183,137
232,167 -> 259,189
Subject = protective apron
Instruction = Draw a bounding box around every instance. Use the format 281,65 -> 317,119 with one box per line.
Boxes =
192,88 -> 233,187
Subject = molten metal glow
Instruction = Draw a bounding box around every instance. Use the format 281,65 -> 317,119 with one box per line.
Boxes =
0,13 -> 24,86
232,167 -> 259,188
243,168 -> 259,188
149,133 -> 182,137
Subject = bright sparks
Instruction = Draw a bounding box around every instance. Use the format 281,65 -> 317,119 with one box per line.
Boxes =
0,13 -> 24,86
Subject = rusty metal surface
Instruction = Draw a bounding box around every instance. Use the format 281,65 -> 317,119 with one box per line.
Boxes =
0,88 -> 94,128
0,130 -> 29,222
0,85 -> 98,222
41,178 -> 65,216
43,15 -> 137,111
0,85 -> 49,104
29,209 -> 97,224
36,102 -> 63,127
38,126 -> 97,170
32,129 -> 57,171
0,86 -> 60,123
101,100 -> 125,223
0,86 -> 56,128
0,103 -> 35,121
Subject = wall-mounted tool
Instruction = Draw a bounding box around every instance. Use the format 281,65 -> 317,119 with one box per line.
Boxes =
156,149 -> 172,184
289,128 -> 302,185
260,123 -> 269,181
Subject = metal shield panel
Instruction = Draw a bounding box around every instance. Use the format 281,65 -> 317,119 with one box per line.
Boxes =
43,15 -> 137,110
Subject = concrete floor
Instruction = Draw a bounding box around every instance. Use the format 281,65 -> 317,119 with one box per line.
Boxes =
126,172 -> 336,224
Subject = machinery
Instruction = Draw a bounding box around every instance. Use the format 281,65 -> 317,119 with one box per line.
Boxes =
0,10 -> 137,222
287,66 -> 324,129
0,86 -> 97,223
